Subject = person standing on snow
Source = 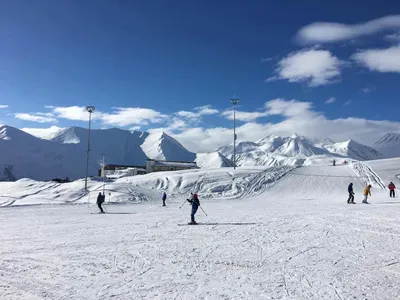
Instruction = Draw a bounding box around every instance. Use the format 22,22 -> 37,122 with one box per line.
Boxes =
187,193 -> 200,225
388,182 -> 396,198
162,192 -> 167,206
347,183 -> 355,204
97,192 -> 105,213
362,185 -> 372,204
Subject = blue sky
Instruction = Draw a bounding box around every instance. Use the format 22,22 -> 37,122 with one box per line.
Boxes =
1,0 -> 400,151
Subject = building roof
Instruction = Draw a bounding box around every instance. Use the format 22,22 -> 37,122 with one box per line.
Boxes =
153,160 -> 197,168
103,164 -> 145,170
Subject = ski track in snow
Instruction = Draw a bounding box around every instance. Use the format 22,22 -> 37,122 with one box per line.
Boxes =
1,160 -> 400,299
1,200 -> 400,300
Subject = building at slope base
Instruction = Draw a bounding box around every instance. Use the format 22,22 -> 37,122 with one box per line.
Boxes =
99,164 -> 147,177
146,159 -> 198,173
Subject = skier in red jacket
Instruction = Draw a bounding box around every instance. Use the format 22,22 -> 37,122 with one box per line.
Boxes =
388,182 -> 396,198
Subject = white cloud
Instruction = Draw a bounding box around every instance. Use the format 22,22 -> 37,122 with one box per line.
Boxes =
52,106 -> 97,121
168,98 -> 400,152
0,105 -> 8,109
195,105 -> 219,115
15,113 -> 58,123
352,46 -> 400,72
265,98 -> 315,118
21,126 -> 63,139
176,111 -> 199,118
260,57 -> 276,63
297,15 -> 400,44
265,76 -> 278,82
176,105 -> 219,120
167,118 -> 187,131
361,87 -> 374,94
49,106 -> 166,127
325,97 -> 336,104
385,31 -> 400,42
343,100 -> 352,106
129,126 -> 141,132
221,110 -> 268,122
274,49 -> 342,86
101,107 -> 167,127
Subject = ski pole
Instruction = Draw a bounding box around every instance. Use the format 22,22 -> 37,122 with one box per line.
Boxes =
179,199 -> 187,209
199,205 -> 208,216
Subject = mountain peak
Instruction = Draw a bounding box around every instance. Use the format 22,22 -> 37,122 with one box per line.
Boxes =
373,133 -> 400,145
371,133 -> 400,158
290,133 -> 300,139
140,131 -> 195,161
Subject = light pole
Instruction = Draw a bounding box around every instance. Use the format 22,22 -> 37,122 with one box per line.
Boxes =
230,97 -> 239,169
84,106 -> 95,190
101,153 -> 105,195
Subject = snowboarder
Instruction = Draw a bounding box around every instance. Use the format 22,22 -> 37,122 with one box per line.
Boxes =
187,193 -> 200,225
347,183 -> 355,204
97,192 -> 105,213
388,182 -> 396,198
162,192 -> 167,206
362,185 -> 372,204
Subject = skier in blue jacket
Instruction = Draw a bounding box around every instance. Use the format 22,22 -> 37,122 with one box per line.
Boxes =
187,193 -> 200,225
347,183 -> 355,204
162,192 -> 167,206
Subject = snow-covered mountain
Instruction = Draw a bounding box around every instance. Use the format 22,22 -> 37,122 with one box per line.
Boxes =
325,140 -> 385,161
141,131 -> 195,162
0,125 -> 74,181
195,152 -> 234,169
0,125 -> 203,181
219,133 -> 385,167
371,133 -> 400,158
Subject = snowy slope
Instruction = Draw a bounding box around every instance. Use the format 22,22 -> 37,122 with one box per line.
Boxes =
2,156 -> 400,207
2,159 -> 400,299
371,133 -> 400,158
195,152 -> 234,168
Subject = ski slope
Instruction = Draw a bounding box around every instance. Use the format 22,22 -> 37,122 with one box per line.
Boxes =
1,159 -> 400,299
365,157 -> 400,187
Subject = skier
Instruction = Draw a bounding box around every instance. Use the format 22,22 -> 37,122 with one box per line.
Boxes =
162,192 -> 167,206
347,183 -> 355,204
187,193 -> 200,225
388,182 -> 396,198
333,159 -> 336,166
97,192 -> 105,213
362,184 -> 372,204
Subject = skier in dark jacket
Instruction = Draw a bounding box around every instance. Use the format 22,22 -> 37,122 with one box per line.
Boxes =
162,192 -> 167,206
389,182 -> 396,198
187,193 -> 200,224
97,192 -> 105,213
347,183 -> 355,204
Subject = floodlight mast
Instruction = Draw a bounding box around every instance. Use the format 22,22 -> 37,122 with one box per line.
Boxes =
84,106 -> 95,190
230,98 -> 239,170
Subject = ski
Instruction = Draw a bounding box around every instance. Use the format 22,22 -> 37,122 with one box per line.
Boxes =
178,222 -> 257,226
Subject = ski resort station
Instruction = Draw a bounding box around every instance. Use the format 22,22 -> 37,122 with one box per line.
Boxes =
145,158 -> 198,173
98,159 -> 198,178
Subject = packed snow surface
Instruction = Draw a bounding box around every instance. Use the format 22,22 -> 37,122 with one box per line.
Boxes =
1,158 -> 400,299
